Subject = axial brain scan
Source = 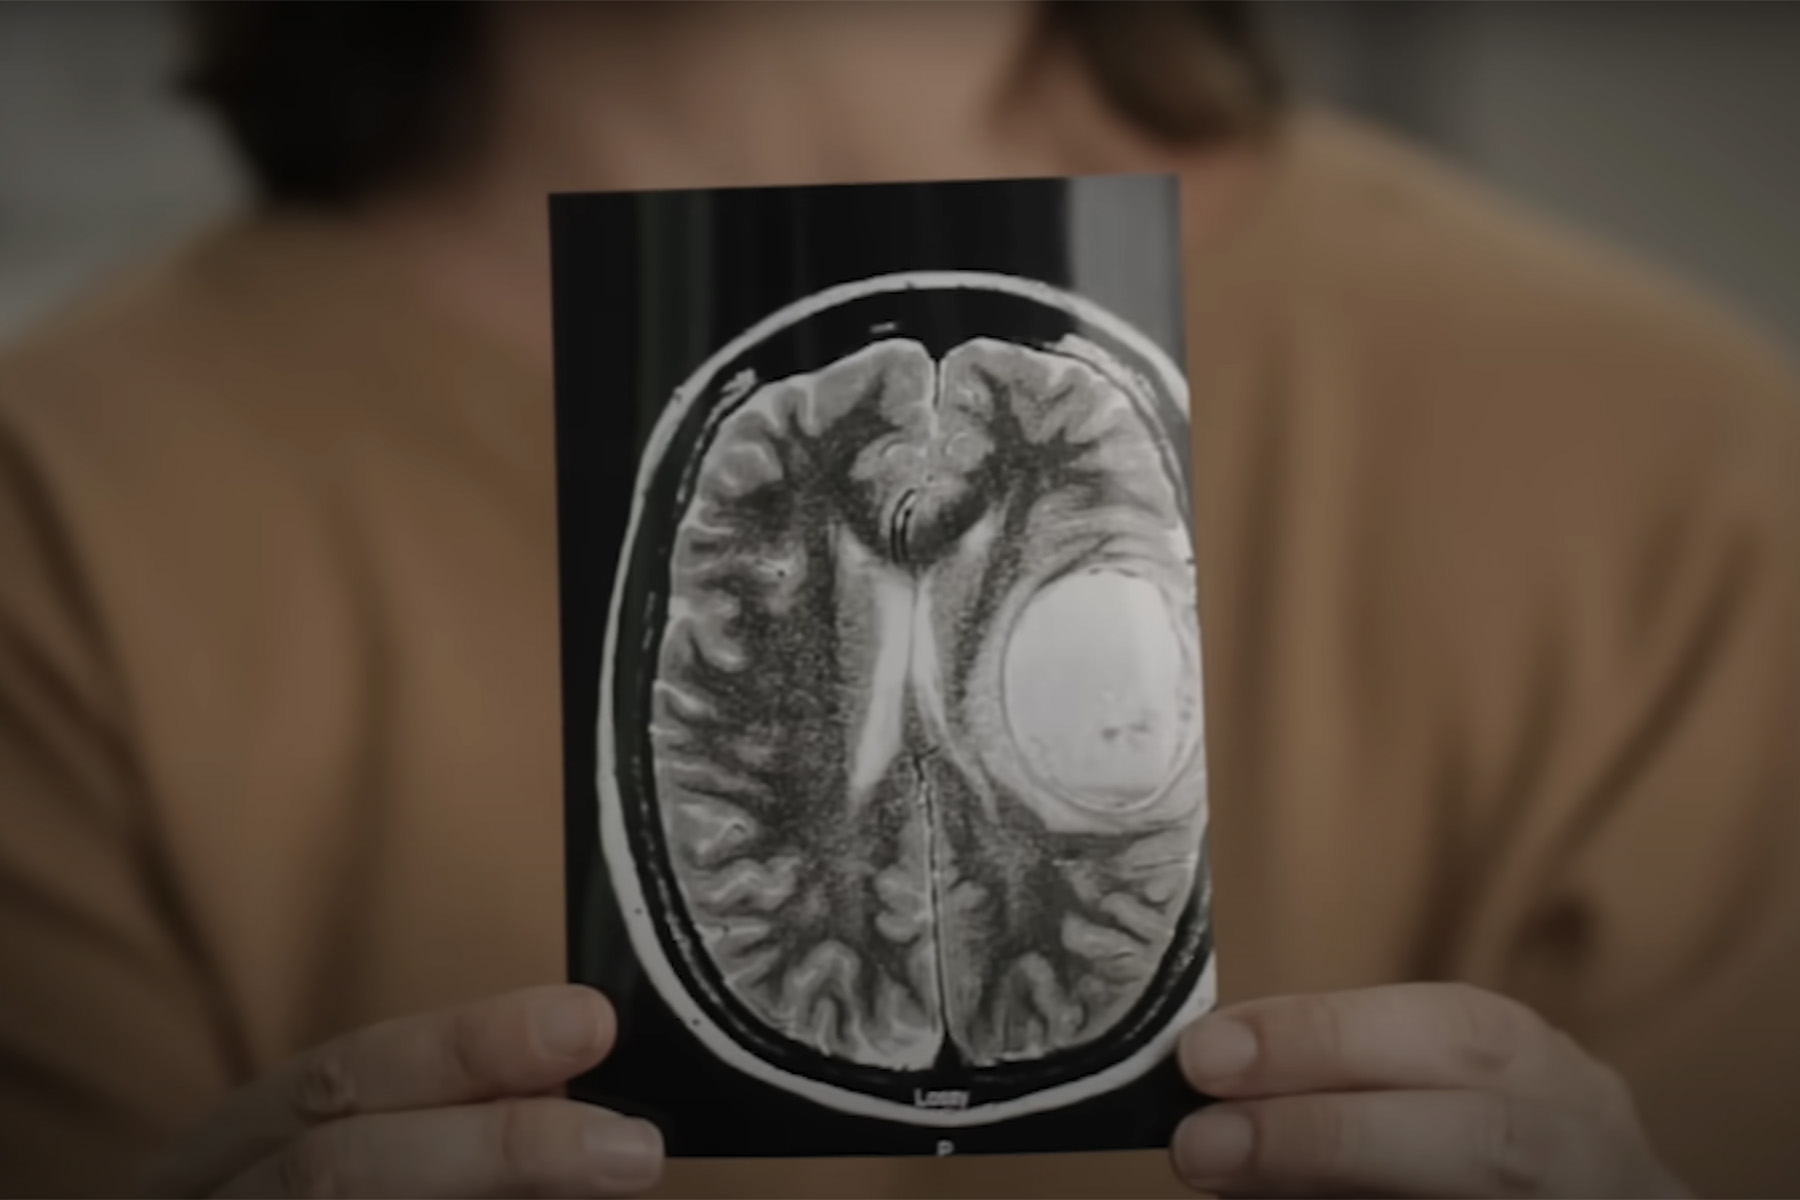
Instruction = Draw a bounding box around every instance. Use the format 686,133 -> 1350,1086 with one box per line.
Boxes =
599,274 -> 1213,1126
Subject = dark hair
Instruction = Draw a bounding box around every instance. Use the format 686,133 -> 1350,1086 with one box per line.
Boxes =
183,1 -> 1282,210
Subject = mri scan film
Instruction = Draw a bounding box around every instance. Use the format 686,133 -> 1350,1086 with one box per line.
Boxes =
554,177 -> 1214,1158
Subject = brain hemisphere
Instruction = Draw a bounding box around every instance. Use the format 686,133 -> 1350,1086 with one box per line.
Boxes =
927,340 -> 1205,1067
651,340 -> 943,1071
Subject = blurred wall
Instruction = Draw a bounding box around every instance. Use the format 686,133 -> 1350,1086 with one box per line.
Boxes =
1267,1 -> 1800,354
0,2 -> 240,343
1,1 -> 1798,354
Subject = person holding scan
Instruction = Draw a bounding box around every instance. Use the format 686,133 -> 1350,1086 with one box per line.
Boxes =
1,3 -> 1798,1197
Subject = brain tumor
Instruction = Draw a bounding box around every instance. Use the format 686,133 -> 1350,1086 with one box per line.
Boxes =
1002,569 -> 1199,812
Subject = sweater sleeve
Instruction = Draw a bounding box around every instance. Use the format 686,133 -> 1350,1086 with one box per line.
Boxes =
0,418 -> 233,1198
1576,448 -> 1800,1197
1478,336 -> 1800,1199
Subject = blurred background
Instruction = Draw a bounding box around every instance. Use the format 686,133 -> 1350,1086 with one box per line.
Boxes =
2,1 -> 1798,355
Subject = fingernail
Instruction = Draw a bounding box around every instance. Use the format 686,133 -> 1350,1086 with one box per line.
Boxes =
1174,1108 -> 1254,1186
1182,1017 -> 1259,1084
539,992 -> 603,1061
586,1117 -> 664,1191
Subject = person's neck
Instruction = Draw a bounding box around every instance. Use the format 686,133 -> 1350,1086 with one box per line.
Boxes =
353,1 -> 1265,371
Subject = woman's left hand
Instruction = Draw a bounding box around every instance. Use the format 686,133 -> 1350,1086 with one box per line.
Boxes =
1170,982 -> 1691,1198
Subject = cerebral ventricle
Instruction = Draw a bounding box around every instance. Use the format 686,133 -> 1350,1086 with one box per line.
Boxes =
1002,569 -> 1193,810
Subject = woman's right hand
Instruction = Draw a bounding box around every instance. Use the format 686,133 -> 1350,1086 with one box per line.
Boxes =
139,984 -> 664,1198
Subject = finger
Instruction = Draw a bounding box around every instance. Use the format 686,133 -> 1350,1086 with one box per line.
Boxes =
216,1097 -> 663,1200
142,985 -> 615,1198
1179,983 -> 1586,1103
1172,1089 -> 1614,1199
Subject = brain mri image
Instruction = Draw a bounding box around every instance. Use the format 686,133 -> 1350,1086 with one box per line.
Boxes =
594,270 -> 1214,1132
